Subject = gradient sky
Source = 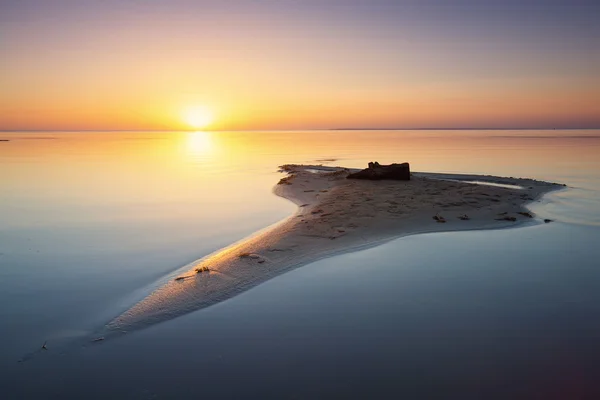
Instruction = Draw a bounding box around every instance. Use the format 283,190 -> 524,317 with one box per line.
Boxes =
1,0 -> 599,130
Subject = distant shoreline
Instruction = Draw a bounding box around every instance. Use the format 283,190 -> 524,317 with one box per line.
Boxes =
105,164 -> 564,336
330,127 -> 600,131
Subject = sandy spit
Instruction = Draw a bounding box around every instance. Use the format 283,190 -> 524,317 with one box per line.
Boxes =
104,165 -> 563,335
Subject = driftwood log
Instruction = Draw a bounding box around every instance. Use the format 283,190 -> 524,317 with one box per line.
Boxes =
347,162 -> 410,180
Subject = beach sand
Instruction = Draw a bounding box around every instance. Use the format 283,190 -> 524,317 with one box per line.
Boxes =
105,165 -> 563,335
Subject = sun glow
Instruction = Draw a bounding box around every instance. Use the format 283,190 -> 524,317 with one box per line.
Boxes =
184,106 -> 214,129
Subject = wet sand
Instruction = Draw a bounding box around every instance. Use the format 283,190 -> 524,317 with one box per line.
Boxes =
105,165 -> 563,335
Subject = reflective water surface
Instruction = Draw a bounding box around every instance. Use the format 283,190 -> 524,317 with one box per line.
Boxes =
1,130 -> 599,398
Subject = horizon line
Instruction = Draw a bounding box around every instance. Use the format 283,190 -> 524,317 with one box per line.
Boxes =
1,127 -> 599,133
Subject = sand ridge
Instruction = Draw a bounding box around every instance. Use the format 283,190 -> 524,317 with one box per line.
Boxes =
104,165 -> 563,335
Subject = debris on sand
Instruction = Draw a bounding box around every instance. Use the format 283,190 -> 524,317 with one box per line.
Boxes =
175,273 -> 196,281
496,216 -> 517,222
239,252 -> 266,264
278,175 -> 295,185
518,212 -> 534,218
458,214 -> 470,220
195,266 -> 210,273
239,253 -> 261,259
433,214 -> 446,223
544,219 -> 553,223
278,165 -> 296,172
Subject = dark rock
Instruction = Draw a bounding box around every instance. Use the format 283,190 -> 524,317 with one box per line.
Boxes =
347,161 -> 410,180
544,219 -> 553,223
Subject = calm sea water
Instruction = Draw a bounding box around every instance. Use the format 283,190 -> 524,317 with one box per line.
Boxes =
1,130 -> 599,398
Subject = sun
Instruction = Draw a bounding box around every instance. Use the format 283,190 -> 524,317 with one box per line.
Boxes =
184,106 -> 214,129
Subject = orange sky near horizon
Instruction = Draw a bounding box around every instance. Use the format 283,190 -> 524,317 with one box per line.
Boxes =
1,1 -> 599,131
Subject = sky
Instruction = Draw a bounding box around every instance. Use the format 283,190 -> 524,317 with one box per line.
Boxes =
1,0 -> 599,131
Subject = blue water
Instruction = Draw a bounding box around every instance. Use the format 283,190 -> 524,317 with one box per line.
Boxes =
1,130 -> 599,398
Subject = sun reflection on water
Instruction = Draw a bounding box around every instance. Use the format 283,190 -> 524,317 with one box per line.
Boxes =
186,131 -> 214,157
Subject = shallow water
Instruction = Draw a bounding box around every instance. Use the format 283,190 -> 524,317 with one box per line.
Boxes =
1,130 -> 599,397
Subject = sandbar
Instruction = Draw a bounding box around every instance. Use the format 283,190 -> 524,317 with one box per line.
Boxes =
105,165 -> 563,335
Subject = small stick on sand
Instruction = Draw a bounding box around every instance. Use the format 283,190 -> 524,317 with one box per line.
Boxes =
174,276 -> 193,281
